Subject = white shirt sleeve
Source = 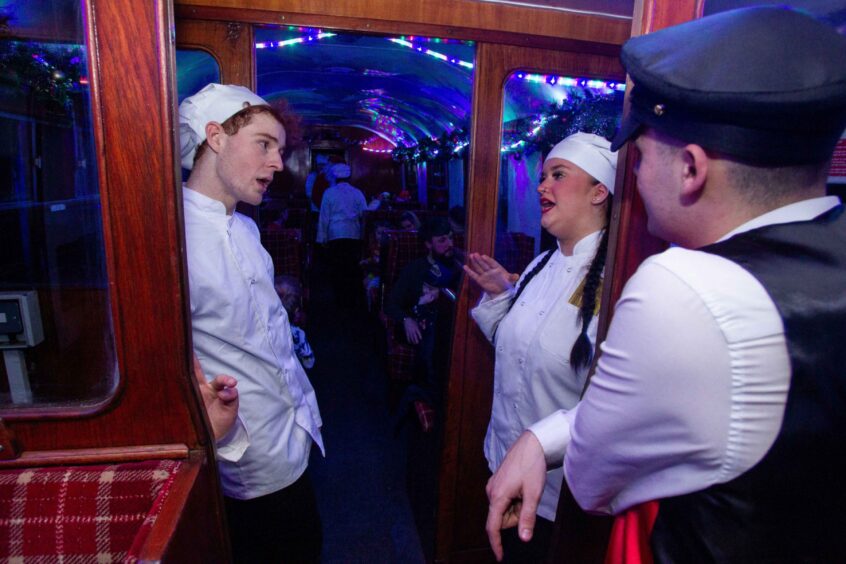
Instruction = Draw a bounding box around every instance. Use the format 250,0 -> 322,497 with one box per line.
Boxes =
529,406 -> 578,467
470,289 -> 514,343
215,413 -> 250,462
562,250 -> 788,515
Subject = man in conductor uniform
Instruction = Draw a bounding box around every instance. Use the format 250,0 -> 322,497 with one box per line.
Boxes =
486,7 -> 846,562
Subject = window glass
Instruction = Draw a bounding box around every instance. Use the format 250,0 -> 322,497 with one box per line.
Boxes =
496,71 -> 624,268
175,48 -> 220,104
0,0 -> 116,408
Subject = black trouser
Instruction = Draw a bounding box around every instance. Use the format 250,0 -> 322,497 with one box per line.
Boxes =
224,472 -> 322,563
500,514 -> 554,563
327,238 -> 363,308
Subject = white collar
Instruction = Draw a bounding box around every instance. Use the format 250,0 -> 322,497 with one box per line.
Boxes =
718,196 -> 841,242
557,229 -> 603,258
183,185 -> 235,226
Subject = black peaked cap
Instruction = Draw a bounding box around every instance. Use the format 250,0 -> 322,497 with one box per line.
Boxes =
611,6 -> 846,165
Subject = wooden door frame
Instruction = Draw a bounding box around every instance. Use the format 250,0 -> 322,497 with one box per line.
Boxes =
174,2 -> 634,562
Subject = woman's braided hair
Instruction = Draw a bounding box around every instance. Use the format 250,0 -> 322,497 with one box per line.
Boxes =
568,223 -> 609,371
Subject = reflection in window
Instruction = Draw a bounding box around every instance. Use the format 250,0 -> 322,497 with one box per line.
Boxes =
0,1 -> 116,407
175,49 -> 221,104
497,72 -> 624,263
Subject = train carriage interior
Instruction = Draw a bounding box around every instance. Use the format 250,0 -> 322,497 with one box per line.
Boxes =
1,0 -> 845,562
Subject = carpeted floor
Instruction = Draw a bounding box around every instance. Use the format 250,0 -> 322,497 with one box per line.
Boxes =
305,251 -> 426,563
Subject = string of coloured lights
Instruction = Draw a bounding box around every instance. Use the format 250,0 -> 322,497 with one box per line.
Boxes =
254,30 -> 475,70
514,72 -> 625,93
386,38 -> 474,70
255,32 -> 337,49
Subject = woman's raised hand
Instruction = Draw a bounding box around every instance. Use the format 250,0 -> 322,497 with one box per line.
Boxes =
463,253 -> 517,296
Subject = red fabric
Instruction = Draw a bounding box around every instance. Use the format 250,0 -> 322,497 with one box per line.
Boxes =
0,459 -> 181,563
605,501 -> 659,564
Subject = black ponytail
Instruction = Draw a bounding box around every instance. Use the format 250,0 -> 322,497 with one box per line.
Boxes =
491,249 -> 555,343
506,249 -> 556,314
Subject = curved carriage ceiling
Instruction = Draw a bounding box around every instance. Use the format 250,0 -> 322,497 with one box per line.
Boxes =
255,28 -> 476,148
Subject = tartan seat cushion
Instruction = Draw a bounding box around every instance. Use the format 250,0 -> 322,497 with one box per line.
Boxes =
0,459 -> 182,563
261,227 -> 304,279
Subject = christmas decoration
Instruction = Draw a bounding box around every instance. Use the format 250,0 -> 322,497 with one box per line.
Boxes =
0,37 -> 88,116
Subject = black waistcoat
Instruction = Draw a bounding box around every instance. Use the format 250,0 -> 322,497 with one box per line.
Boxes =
650,205 -> 846,563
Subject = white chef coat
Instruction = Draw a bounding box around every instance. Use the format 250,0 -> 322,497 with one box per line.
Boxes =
183,186 -> 324,500
316,182 -> 367,243
473,231 -> 601,521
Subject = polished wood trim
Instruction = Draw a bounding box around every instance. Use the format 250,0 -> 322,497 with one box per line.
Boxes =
438,41 -> 623,562
176,18 -> 255,89
551,1 -> 704,561
0,444 -> 190,469
136,452 -> 204,560
175,0 -> 631,51
605,0 -> 704,305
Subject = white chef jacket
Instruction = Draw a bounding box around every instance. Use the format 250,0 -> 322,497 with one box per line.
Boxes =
530,196 -> 842,515
316,182 -> 367,243
472,231 -> 601,521
183,186 -> 324,500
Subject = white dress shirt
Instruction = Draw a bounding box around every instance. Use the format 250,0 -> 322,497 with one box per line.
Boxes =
316,182 -> 367,243
472,231 -> 601,521
530,196 -> 841,515
183,186 -> 324,500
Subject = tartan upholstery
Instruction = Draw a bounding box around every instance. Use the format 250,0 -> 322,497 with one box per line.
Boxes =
0,459 -> 182,563
261,227 -> 304,280
379,229 -> 425,315
495,231 -> 536,275
379,230 -> 426,382
385,319 -> 416,383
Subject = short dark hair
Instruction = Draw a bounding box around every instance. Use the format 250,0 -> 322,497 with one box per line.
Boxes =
274,274 -> 302,315
419,216 -> 451,243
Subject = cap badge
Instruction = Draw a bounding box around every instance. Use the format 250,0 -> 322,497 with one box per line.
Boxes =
653,104 -> 665,116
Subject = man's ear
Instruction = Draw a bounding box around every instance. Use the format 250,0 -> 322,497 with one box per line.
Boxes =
680,143 -> 708,203
205,122 -> 226,154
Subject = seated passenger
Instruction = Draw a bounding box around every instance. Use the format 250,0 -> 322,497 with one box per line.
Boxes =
275,275 -> 315,371
385,217 -> 460,424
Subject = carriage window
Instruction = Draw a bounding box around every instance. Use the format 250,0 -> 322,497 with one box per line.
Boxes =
0,1 -> 117,409
495,71 -> 624,269
175,49 -> 220,103
254,27 -> 473,559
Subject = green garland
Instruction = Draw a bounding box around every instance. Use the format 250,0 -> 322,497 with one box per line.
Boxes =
0,36 -> 87,115
392,90 -> 622,164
